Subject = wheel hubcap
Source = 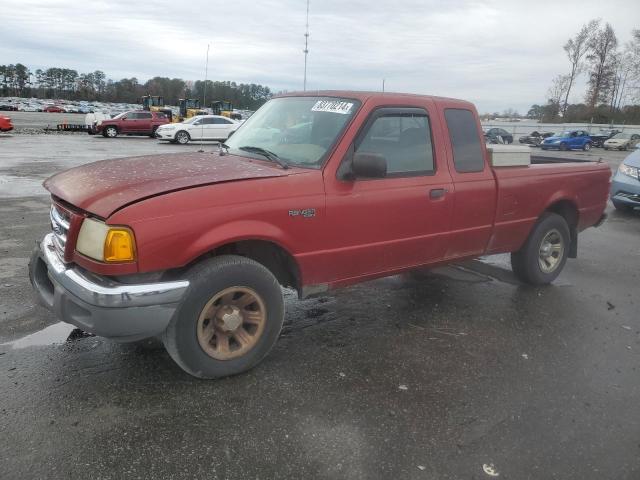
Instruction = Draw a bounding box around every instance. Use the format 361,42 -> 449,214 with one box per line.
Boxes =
538,229 -> 564,273
196,287 -> 266,360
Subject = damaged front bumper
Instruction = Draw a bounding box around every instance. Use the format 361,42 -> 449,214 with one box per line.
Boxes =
29,233 -> 189,342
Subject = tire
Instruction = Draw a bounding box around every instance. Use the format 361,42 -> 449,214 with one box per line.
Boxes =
104,126 -> 118,138
150,126 -> 158,138
612,200 -> 633,212
175,130 -> 190,144
583,142 -> 591,151
162,255 -> 285,379
511,212 -> 570,285
604,147 -> 609,151
559,143 -> 568,151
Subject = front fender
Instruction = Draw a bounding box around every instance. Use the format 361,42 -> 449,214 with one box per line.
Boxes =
183,219 -> 297,265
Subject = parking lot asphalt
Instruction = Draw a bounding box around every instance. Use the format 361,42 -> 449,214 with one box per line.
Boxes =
1,134 -> 639,479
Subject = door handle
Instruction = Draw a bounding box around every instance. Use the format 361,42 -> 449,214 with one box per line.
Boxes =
429,188 -> 447,199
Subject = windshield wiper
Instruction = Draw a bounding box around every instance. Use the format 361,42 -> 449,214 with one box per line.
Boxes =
239,146 -> 289,169
219,142 -> 230,156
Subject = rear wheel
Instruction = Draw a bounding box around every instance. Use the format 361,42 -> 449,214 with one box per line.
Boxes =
511,213 -> 570,285
176,130 -> 190,144
162,255 -> 285,378
150,126 -> 158,138
583,142 -> 591,151
104,126 -> 118,138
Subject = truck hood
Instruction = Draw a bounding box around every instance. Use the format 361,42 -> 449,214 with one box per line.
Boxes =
44,152 -> 293,218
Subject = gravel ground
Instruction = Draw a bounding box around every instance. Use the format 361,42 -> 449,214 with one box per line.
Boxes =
0,135 -> 639,480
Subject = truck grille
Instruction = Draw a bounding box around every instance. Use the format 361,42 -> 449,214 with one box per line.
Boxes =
50,203 -> 71,258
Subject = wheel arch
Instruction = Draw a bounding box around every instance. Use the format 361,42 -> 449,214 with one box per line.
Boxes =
544,199 -> 579,258
174,237 -> 302,296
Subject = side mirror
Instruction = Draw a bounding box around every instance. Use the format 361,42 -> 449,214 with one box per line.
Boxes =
352,152 -> 387,178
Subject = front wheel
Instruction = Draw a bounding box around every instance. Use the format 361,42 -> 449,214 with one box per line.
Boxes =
175,130 -> 190,144
103,126 -> 118,138
583,142 -> 591,151
511,212 -> 570,285
162,255 -> 285,379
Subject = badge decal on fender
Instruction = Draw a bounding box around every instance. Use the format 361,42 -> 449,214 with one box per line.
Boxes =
289,208 -> 316,218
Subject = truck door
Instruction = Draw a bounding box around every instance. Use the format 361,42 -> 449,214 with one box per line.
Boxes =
322,106 -> 454,282
441,107 -> 497,259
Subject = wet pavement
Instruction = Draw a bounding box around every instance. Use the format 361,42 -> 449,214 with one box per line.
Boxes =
1,135 -> 639,479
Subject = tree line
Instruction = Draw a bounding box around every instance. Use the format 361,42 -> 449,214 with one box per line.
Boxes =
0,64 -> 273,110
533,22 -> 640,124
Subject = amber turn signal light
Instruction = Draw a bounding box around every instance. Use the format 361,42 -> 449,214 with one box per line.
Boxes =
104,228 -> 136,262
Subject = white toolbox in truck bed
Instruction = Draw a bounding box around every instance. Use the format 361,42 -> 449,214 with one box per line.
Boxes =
487,145 -> 531,167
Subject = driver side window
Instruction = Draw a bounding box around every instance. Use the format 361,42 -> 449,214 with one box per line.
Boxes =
355,113 -> 435,176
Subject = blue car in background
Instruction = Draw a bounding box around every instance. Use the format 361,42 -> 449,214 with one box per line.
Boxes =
541,129 -> 593,151
611,147 -> 640,212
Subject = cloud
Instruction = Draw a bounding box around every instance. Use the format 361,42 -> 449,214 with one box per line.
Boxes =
1,0 -> 638,112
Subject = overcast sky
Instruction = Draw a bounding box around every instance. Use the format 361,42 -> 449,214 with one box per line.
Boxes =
1,0 -> 638,112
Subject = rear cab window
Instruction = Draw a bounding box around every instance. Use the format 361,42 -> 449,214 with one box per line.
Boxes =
444,108 -> 485,173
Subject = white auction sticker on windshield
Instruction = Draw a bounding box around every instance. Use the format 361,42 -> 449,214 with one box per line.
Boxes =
311,100 -> 354,115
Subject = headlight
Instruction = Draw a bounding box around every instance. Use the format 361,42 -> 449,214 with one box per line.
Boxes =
159,124 -> 176,130
76,217 -> 136,262
619,163 -> 639,180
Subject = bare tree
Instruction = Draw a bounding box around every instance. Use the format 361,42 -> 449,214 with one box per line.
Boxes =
562,19 -> 599,114
544,74 -> 570,120
623,29 -> 640,104
585,23 -> 618,109
548,74 -> 571,105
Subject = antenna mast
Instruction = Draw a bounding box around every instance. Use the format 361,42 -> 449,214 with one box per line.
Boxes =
203,43 -> 210,107
303,0 -> 310,91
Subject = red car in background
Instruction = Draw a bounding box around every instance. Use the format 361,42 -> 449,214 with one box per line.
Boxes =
0,115 -> 13,132
43,105 -> 65,113
95,110 -> 170,138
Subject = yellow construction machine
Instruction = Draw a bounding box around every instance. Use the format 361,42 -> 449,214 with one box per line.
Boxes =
211,100 -> 241,120
141,95 -> 175,122
178,98 -> 207,122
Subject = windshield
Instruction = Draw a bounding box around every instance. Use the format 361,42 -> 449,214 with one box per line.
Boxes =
224,96 -> 360,168
612,133 -> 631,139
561,131 -> 572,137
112,112 -> 127,119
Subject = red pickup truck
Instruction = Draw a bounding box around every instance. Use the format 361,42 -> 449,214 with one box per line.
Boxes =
30,91 -> 610,378
95,110 -> 169,138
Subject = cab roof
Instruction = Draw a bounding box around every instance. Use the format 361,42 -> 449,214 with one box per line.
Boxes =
275,90 -> 476,109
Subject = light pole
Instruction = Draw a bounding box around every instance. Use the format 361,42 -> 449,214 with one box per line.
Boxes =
203,43 -> 210,108
303,0 -> 310,91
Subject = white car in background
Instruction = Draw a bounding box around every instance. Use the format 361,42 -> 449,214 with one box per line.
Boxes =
155,115 -> 240,144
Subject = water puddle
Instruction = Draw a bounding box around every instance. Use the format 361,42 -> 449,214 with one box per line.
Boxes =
1,322 -> 80,349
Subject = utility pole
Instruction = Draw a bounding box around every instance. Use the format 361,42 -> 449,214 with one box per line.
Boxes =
203,43 -> 210,107
382,79 -> 385,92
303,0 -> 310,91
